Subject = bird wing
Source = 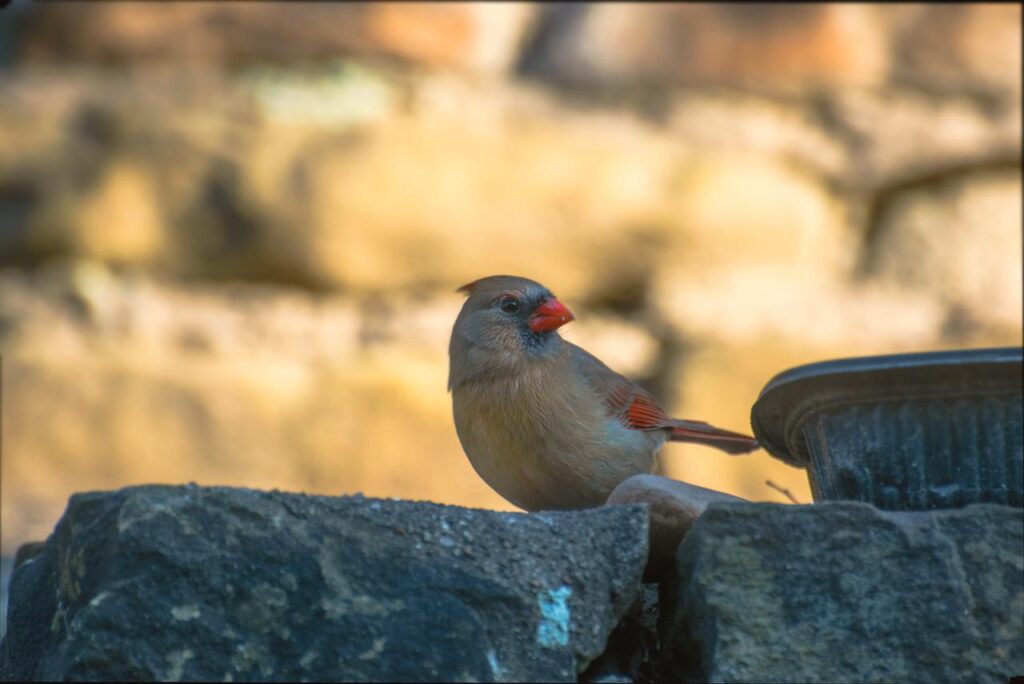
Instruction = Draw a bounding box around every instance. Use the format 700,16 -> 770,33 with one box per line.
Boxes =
570,344 -> 674,431
571,343 -> 760,454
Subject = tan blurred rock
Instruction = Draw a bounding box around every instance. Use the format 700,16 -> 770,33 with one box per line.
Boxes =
0,69 -> 693,299
606,474 -> 749,582
827,90 -> 1021,190
668,95 -> 849,178
646,148 -> 1020,350
2,67 -> 1019,318
663,153 -> 850,273
887,4 -> 1022,99
650,151 -> 876,347
69,161 -> 167,265
293,103 -> 681,300
16,2 -> 537,74
525,4 -> 888,90
866,171 -> 1024,338
668,89 -> 1021,191
654,266 -> 948,349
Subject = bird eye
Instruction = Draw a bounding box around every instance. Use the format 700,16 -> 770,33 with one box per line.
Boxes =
498,297 -> 520,314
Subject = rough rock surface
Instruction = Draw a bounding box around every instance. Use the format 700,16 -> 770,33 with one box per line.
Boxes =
580,584 -> 660,684
661,501 -> 1024,683
0,485 -> 648,682
606,475 -> 748,582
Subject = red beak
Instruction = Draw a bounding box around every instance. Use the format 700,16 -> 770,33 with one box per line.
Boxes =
529,297 -> 575,333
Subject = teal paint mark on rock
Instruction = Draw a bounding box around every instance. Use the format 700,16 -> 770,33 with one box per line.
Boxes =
536,585 -> 572,648
486,649 -> 503,680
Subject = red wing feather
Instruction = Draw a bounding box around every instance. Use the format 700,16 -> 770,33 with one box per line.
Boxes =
624,393 -> 674,430
602,381 -> 673,431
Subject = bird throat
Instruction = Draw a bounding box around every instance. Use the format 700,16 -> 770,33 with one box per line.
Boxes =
518,328 -> 559,356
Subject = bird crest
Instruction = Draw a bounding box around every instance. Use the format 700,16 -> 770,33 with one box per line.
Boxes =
456,278 -> 484,295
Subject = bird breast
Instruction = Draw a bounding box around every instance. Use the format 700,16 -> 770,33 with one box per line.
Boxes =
451,358 -> 661,510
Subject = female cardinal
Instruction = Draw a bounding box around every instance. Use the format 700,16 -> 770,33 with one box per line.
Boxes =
448,275 -> 759,512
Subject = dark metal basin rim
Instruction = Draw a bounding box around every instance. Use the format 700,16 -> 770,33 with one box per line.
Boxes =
751,347 -> 1023,469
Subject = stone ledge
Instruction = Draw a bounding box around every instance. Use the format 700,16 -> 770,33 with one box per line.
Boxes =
0,485 -> 647,682
4,488 -> 1021,682
661,501 -> 1024,683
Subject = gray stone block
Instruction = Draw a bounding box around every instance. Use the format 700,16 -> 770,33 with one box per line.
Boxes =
661,501 -> 1024,683
1,485 -> 647,682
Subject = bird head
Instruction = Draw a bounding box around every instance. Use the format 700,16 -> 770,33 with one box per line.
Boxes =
448,275 -> 574,389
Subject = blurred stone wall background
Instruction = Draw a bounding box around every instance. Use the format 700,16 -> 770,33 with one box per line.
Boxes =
0,2 -> 1021,559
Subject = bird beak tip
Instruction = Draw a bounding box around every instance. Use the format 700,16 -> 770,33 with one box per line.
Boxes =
529,297 -> 575,333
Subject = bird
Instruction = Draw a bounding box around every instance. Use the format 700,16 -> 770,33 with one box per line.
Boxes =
448,275 -> 759,512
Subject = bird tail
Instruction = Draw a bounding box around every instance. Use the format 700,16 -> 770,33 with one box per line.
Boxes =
669,420 -> 760,455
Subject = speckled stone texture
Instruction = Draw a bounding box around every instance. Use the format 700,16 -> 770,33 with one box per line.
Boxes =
661,501 -> 1024,684
0,485 -> 647,682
